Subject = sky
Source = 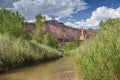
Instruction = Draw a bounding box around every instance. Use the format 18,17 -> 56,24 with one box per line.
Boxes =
0,0 -> 120,29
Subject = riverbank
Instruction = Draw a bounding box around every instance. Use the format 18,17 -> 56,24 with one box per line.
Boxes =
68,19 -> 120,80
0,57 -> 84,80
0,34 -> 62,73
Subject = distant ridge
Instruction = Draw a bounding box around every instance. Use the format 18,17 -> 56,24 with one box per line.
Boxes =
25,20 -> 98,45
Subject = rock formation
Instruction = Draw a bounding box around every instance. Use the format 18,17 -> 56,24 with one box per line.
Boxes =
44,20 -> 97,44
25,20 -> 98,45
79,29 -> 85,40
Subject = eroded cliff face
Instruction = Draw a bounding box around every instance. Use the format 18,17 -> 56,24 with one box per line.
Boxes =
44,20 -> 97,41
25,20 -> 98,45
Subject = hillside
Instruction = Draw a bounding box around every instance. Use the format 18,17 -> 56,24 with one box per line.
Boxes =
25,20 -> 98,45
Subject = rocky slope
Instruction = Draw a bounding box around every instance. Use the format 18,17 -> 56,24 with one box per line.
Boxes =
44,20 -> 98,45
25,20 -> 98,45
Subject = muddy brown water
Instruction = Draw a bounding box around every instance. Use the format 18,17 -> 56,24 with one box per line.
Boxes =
0,57 -> 84,80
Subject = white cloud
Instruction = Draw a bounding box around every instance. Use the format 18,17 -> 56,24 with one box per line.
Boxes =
27,15 -> 60,22
65,6 -> 120,29
85,6 -> 120,27
27,20 -> 35,23
44,15 -> 52,20
65,20 -> 86,28
8,0 -> 88,21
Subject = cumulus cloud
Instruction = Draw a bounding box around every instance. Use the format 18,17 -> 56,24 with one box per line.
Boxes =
4,0 -> 88,21
86,6 -> 120,27
65,20 -> 86,28
65,6 -> 120,29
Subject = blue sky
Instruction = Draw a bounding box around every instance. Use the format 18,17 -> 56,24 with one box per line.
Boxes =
71,0 -> 120,20
0,0 -> 120,29
71,0 -> 120,21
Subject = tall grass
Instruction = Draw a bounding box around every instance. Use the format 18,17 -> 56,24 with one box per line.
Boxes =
0,34 -> 62,73
70,19 -> 120,80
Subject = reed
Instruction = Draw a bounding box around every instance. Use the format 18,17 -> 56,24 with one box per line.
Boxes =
0,34 -> 62,73
69,19 -> 120,80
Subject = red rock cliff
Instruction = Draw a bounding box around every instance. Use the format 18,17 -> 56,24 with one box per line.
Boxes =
44,20 -> 97,41
25,20 -> 98,44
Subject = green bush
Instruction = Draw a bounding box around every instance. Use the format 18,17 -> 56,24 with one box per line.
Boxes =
0,8 -> 25,38
65,36 -> 79,51
65,42 -> 75,51
0,34 -> 62,72
70,19 -> 120,80
42,33 -> 59,49
30,40 -> 62,60
33,14 -> 45,40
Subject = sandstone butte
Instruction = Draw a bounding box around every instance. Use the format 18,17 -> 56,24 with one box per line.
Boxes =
24,20 -> 98,45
